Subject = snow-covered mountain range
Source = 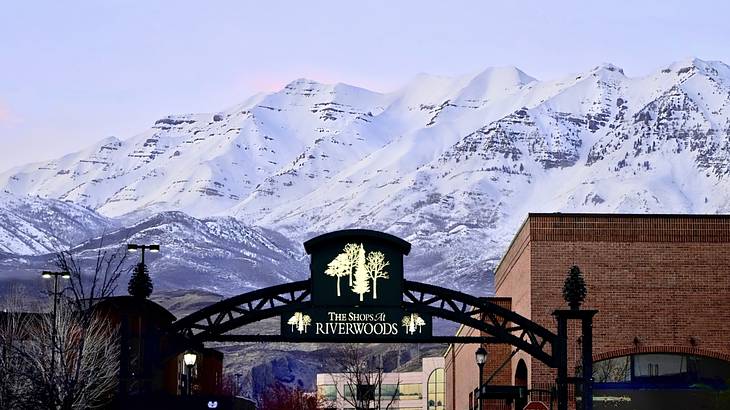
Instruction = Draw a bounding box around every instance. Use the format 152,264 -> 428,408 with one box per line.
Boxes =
2,58 -> 730,294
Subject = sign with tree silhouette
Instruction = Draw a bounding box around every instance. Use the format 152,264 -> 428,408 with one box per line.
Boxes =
280,308 -> 432,341
305,229 -> 409,307
280,229 -> 432,341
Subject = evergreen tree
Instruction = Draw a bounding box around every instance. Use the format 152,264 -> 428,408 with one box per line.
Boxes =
128,262 -> 153,298
350,244 -> 370,302
563,265 -> 587,310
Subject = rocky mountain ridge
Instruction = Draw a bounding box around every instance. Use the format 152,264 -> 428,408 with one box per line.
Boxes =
2,58 -> 729,294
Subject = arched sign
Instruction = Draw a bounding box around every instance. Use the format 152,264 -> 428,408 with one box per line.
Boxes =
171,228 -> 594,410
280,229 -> 433,341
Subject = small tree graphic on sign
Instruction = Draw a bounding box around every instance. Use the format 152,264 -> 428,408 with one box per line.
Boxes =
325,243 -> 391,301
351,244 -> 371,302
287,312 -> 312,334
401,313 -> 426,335
325,252 -> 350,297
343,243 -> 359,286
366,251 -> 389,299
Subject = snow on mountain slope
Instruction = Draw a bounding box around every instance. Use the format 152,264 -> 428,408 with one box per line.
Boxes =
0,79 -> 389,219
0,211 -> 306,294
0,192 -> 117,255
2,58 -> 730,293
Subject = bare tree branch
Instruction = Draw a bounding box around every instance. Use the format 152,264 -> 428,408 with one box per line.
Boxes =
2,236 -> 129,410
328,344 -> 400,410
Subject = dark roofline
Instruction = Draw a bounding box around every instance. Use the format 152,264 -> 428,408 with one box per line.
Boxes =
493,215 -> 531,277
527,212 -> 730,219
94,296 -> 176,323
493,212 -> 730,278
304,229 -> 411,255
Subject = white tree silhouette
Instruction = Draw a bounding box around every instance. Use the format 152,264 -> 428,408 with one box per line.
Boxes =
366,251 -> 389,300
325,253 -> 351,297
350,244 -> 370,302
287,312 -> 311,334
401,313 -> 426,334
288,312 -> 303,332
343,243 -> 360,286
300,315 -> 312,333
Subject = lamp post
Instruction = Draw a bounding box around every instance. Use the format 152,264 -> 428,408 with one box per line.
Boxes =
42,270 -> 70,381
475,346 -> 488,410
184,351 -> 197,396
126,243 -> 160,265
127,243 -> 159,299
235,373 -> 242,397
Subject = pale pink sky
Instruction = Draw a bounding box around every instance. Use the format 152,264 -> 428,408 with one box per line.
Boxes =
2,0 -> 729,172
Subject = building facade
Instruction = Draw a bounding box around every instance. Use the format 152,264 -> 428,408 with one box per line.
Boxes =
318,356 -> 445,410
446,213 -> 730,409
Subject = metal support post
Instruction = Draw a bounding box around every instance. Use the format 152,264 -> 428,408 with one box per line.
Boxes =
556,314 -> 568,410
581,316 -> 594,410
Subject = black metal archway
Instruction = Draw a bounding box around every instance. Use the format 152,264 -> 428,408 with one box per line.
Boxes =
171,279 -> 557,366
170,278 -> 595,410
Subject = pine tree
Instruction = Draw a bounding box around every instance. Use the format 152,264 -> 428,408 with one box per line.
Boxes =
350,244 -> 370,302
563,265 -> 587,310
128,262 -> 153,299
343,243 -> 359,286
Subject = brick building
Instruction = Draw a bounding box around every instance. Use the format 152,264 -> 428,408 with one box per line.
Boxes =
446,213 -> 730,410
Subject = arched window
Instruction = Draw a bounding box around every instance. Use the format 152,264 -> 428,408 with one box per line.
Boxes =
427,367 -> 445,410
515,359 -> 528,410
594,353 -> 730,388
592,353 -> 730,408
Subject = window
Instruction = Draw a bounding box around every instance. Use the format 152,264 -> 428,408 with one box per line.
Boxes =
427,368 -> 445,410
380,384 -> 398,399
592,354 -> 730,409
593,356 -> 630,383
593,353 -> 730,389
356,384 -> 375,401
398,383 -> 422,400
318,384 -> 337,401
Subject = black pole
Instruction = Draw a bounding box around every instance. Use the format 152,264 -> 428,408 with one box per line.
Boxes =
119,315 -> 129,401
50,274 -> 59,386
556,314 -> 568,410
187,364 -> 192,396
477,362 -> 484,410
378,368 -> 382,410
582,316 -> 594,410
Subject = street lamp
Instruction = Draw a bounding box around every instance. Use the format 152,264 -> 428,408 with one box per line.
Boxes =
475,346 -> 488,410
235,373 -> 243,397
127,243 -> 160,265
42,270 -> 70,380
184,351 -> 197,396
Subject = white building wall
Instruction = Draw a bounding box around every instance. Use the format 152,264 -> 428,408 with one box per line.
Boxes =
317,356 -> 445,410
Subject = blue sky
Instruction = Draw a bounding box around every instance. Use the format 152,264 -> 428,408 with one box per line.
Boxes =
2,0 -> 729,172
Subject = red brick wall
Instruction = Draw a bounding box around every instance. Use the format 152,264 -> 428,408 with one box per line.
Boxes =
445,336 -> 481,410
494,221 -> 533,388
482,298 -> 515,410
446,298 -> 514,410
502,214 -> 730,390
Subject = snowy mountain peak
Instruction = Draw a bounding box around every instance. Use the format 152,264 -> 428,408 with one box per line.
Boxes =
591,63 -> 625,75
2,59 -> 730,294
665,57 -> 730,78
